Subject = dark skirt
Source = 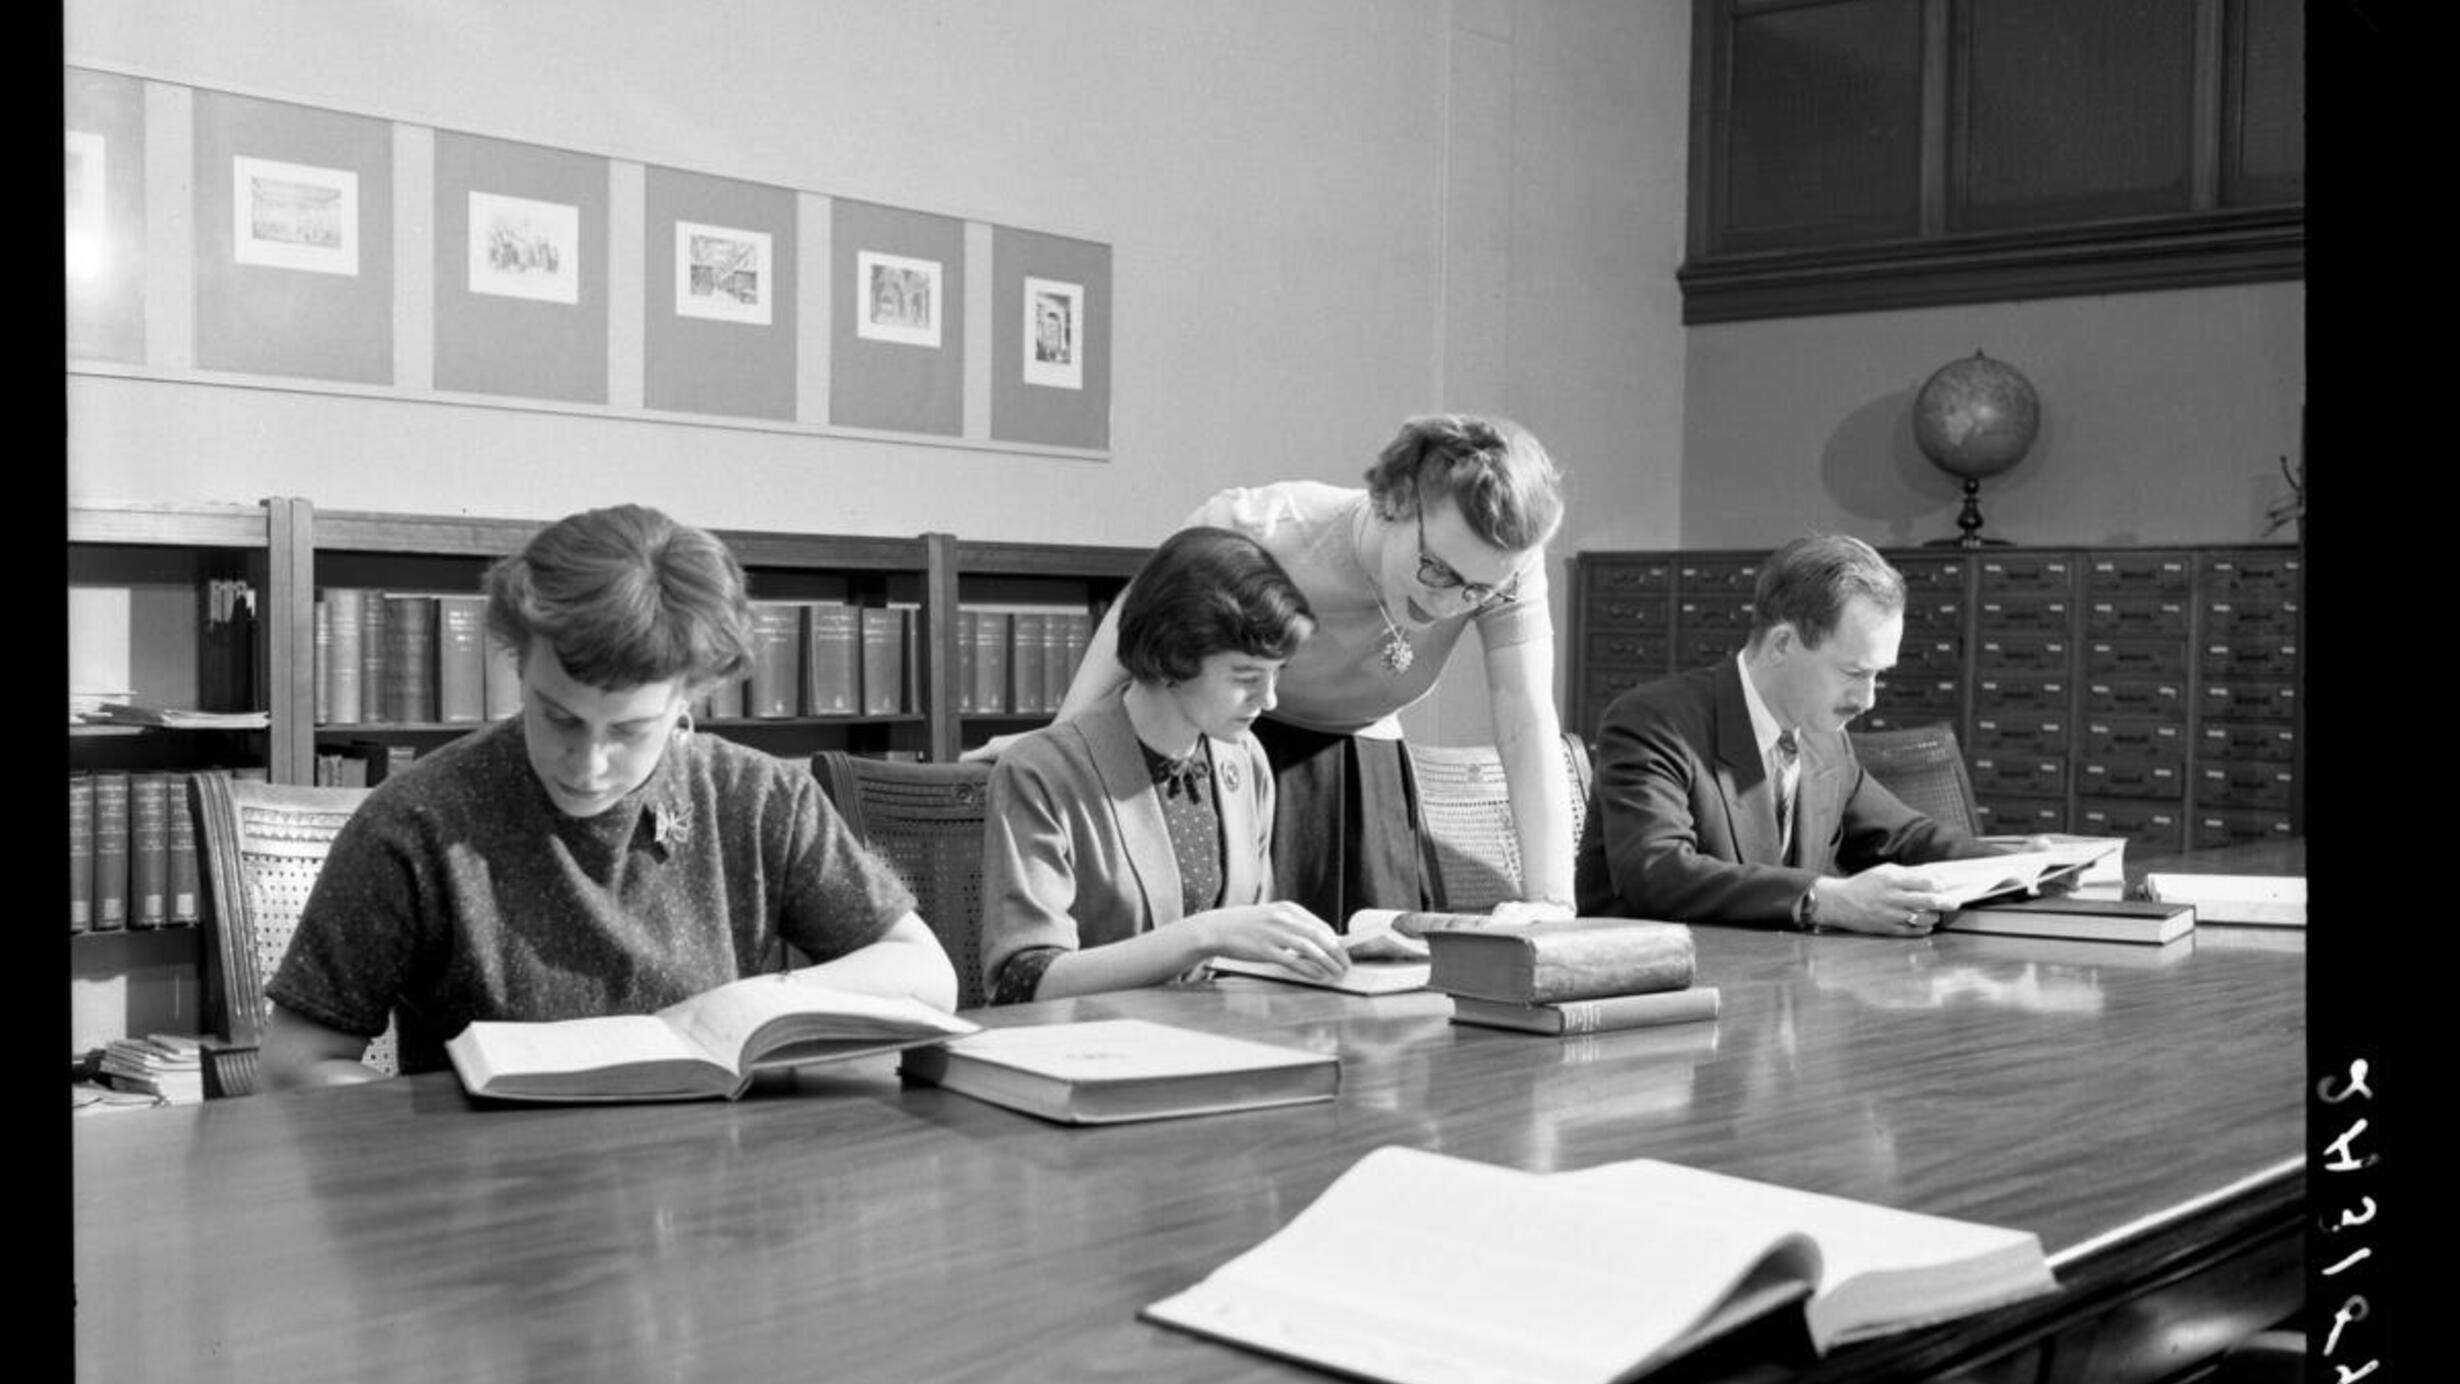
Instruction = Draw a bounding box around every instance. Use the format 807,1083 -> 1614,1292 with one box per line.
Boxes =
1251,716 -> 1431,929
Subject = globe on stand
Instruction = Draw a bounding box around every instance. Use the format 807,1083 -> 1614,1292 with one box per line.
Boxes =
1912,351 -> 2040,548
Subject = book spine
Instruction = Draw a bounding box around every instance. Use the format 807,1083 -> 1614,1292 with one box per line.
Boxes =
1550,987 -> 1721,1034
860,609 -> 902,715
747,602 -> 801,718
90,771 -> 130,931
955,609 -> 980,714
900,607 -> 922,714
361,590 -> 390,722
313,594 -> 331,725
384,595 -> 438,723
325,588 -> 364,725
975,612 -> 1010,714
1041,615 -> 1071,712
1063,612 -> 1091,688
129,771 -> 172,928
1011,613 -> 1048,716
167,773 -> 200,925
70,774 -> 94,933
435,594 -> 488,723
803,603 -> 860,715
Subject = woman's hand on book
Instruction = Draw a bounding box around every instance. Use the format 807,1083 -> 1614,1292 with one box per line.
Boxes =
1196,904 -> 1350,980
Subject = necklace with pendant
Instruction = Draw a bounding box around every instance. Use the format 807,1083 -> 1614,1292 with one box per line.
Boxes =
1353,507 -> 1414,676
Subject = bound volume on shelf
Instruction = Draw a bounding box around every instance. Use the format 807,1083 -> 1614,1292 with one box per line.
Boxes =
444,974 -> 977,1104
900,1018 -> 1339,1124
1144,1145 -> 2056,1383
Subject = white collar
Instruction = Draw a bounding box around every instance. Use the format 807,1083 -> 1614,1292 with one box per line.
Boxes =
1736,651 -> 1791,760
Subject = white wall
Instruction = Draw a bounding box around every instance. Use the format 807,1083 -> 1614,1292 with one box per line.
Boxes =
66,0 -> 1694,747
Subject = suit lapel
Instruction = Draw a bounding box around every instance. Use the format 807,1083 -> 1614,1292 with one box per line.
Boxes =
1208,735 -> 1265,906
1712,661 -> 1783,865
1082,695 -> 1184,927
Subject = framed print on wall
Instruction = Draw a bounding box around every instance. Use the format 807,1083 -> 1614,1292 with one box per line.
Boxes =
829,198 -> 964,437
991,226 -> 1108,449
644,165 -> 795,420
231,155 -> 359,276
433,131 -> 607,403
856,249 -> 942,348
1021,276 -> 1084,390
675,220 -> 774,325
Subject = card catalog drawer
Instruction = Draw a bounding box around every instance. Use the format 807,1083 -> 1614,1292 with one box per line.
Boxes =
2076,798 -> 2186,851
1583,559 -> 1672,594
1972,676 -> 2070,715
2086,639 -> 2190,677
1976,796 -> 2066,833
1675,597 -> 1754,632
1585,632 -> 1668,668
2085,552 -> 2192,592
2190,807 -> 2295,850
1892,635 -> 1962,675
1679,633 -> 1747,667
2080,719 -> 2186,758
1971,755 -> 2065,794
2199,722 -> 2296,762
2198,680 -> 2297,723
1900,596 -> 1963,634
1879,676 -> 1963,718
1891,556 -> 1967,594
1588,595 -> 1670,630
2199,597 -> 2299,637
1675,558 -> 1760,594
1970,715 -> 2069,757
2196,762 -> 2297,809
1977,554 -> 2076,594
2082,679 -> 2188,719
1975,597 -> 2072,633
2085,597 -> 2189,637
2077,757 -> 2185,800
1975,634 -> 2070,673
2199,640 -> 2299,678
2200,552 -> 2301,596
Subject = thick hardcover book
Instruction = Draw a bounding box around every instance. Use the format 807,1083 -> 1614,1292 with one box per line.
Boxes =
900,1018 -> 1339,1124
482,633 -> 522,720
360,591 -> 390,721
899,606 -> 923,714
443,975 -> 977,1103
1010,612 -> 1048,715
746,602 -> 802,718
347,740 -> 419,786
167,774 -> 201,925
1062,611 -> 1092,685
972,611 -> 1010,714
2141,873 -> 2305,927
803,603 -> 860,715
70,774 -> 94,933
128,771 -> 172,929
90,771 -> 131,931
1948,895 -> 2194,946
382,594 -> 437,723
1450,986 -> 1723,1035
1425,916 -> 1697,1005
324,588 -> 365,724
434,595 -> 489,723
955,609 -> 980,713
1143,1145 -> 2055,1382
1920,840 -> 2126,908
860,608 -> 904,715
313,595 -> 331,724
1040,613 -> 1072,711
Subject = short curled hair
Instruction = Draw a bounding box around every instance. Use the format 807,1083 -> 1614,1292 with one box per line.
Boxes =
1116,527 -> 1315,684
1363,413 -> 1564,552
1748,534 -> 1906,651
484,504 -> 755,691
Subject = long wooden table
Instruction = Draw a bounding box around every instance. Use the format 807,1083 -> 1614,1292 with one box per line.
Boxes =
72,887 -> 2304,1382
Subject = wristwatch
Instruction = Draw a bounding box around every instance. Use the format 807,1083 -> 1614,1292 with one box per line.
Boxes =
1794,885 -> 1822,932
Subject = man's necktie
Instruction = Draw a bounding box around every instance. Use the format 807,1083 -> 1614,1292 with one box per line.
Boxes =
1773,730 -> 1800,858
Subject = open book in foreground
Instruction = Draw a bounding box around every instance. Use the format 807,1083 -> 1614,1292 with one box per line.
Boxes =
900,1018 -> 1338,1124
1920,839 -> 2125,908
444,975 -> 979,1103
1143,1145 -> 2055,1384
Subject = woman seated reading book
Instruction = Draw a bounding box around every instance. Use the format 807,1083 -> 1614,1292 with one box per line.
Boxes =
261,504 -> 958,1090
981,527 -> 1349,1002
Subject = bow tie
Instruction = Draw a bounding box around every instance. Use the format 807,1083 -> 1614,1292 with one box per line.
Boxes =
1155,755 -> 1211,802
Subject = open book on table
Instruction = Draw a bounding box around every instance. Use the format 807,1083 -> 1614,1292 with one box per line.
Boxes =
1143,1145 -> 2055,1384
1921,839 -> 2125,908
444,974 -> 979,1103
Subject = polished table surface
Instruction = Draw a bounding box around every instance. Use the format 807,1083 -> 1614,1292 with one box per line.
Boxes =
71,866 -> 2304,1383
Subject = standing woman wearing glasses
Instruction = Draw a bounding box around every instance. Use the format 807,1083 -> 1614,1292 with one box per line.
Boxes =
1030,414 -> 1572,928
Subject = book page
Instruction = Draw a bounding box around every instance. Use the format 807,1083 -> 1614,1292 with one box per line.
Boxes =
937,1019 -> 1326,1083
656,975 -> 973,1071
1146,1146 -> 1821,1384
1920,842 -> 2119,906
1558,1159 -> 2050,1349
452,1015 -> 713,1081
1210,955 -> 1430,994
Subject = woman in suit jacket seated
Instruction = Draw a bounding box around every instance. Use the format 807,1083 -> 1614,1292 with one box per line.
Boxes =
982,526 -> 1352,1002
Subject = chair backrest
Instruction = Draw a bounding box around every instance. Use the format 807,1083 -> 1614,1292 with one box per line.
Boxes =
1848,721 -> 1982,837
190,772 -> 397,1095
1406,732 -> 1595,913
811,752 -> 995,1009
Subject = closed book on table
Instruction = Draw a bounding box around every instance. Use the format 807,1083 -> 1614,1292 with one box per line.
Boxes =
1425,916 -> 1696,1005
324,588 -> 365,724
129,771 -> 172,928
901,1019 -> 1340,1124
972,611 -> 1010,714
1450,986 -> 1722,1035
70,774 -> 95,933
91,771 -> 130,931
1010,613 -> 1048,715
2141,873 -> 2305,926
803,603 -> 860,715
434,595 -> 489,723
167,774 -> 201,925
860,609 -> 904,715
381,594 -> 437,723
1947,896 -> 2194,946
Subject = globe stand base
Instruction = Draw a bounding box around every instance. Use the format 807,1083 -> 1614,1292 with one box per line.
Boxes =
1924,479 -> 2011,549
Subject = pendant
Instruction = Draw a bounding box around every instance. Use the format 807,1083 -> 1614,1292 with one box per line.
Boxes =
1379,627 -> 1415,676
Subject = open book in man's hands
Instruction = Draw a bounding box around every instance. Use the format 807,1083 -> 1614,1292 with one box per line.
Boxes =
1922,839 -> 2126,908
444,974 -> 978,1103
1143,1145 -> 2055,1384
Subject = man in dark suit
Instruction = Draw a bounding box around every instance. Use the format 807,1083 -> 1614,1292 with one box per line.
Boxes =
1575,534 -> 2001,934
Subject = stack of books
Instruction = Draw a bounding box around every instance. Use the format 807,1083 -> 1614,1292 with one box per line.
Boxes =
99,1033 -> 207,1104
1425,916 -> 1718,1035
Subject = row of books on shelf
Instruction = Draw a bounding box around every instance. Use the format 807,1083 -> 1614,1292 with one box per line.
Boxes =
308,591 -> 1102,726
68,768 -> 262,934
